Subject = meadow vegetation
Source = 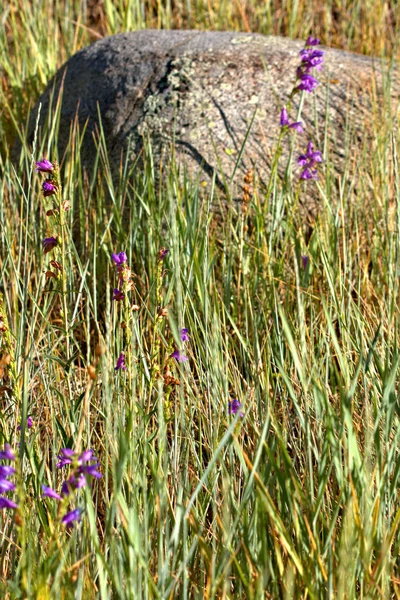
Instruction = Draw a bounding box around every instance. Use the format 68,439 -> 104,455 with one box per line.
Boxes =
0,1 -> 400,598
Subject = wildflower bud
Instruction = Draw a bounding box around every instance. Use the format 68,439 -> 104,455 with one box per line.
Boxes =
131,304 -> 140,312
87,365 -> 96,380
121,322 -> 127,329
45,271 -> 58,279
158,247 -> 168,261
42,237 -> 58,254
0,354 -> 11,366
95,344 -> 105,357
62,200 -> 71,211
42,180 -> 58,197
50,260 -> 63,272
0,318 -> 7,333
14,513 -> 23,526
158,307 -> 168,318
244,169 -> 254,184
46,209 -> 55,217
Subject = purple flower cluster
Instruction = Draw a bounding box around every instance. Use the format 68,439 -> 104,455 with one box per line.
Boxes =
42,448 -> 101,526
36,159 -> 62,257
278,36 -> 324,181
36,159 -> 57,199
297,142 -> 323,180
0,444 -> 17,510
171,328 -> 190,362
296,37 -> 324,93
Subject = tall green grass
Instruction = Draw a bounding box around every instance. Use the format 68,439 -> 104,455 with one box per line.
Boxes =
1,1 -> 400,598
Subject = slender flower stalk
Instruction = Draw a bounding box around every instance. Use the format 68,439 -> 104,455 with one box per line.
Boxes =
150,248 -> 169,384
36,159 -> 73,417
42,448 -> 101,528
111,250 -> 137,376
0,443 -> 17,510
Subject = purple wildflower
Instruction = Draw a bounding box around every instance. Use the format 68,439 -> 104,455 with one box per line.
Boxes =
297,73 -> 319,92
17,416 -> 33,431
36,159 -> 54,173
115,352 -> 127,371
228,399 -> 244,417
0,444 -> 15,461
56,448 -> 75,468
300,48 -> 325,70
112,288 -> 125,301
0,497 -> 18,510
62,507 -> 82,526
297,142 -> 323,180
43,237 -> 58,254
279,107 -> 303,133
42,180 -> 57,197
302,255 -> 309,270
295,36 -> 324,94
42,485 -> 62,500
180,328 -> 189,342
171,350 -> 188,363
111,251 -> 128,266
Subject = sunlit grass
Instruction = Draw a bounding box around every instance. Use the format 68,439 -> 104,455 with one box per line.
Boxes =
1,1 -> 400,598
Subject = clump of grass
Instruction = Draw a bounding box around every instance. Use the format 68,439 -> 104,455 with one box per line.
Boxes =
1,4 -> 400,598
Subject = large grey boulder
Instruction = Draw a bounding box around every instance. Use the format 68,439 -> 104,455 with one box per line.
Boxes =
27,30 -> 396,190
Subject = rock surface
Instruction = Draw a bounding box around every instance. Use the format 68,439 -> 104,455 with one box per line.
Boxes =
28,30 -> 396,190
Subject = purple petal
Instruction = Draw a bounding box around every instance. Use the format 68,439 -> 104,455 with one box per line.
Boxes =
0,497 -> 18,509
306,36 -> 320,46
42,237 -> 58,254
112,288 -> 125,301
0,466 -> 15,477
78,449 -> 95,464
82,465 -> 102,479
115,352 -> 127,371
0,444 -> 16,461
42,485 -> 62,500
289,122 -> 303,133
0,479 -> 16,492
17,416 -> 33,431
280,107 -> 289,127
42,181 -> 57,196
35,159 -> 54,173
56,448 -> 75,468
61,481 -> 71,497
62,507 -> 82,526
300,168 -> 318,180
228,399 -> 244,417
180,328 -> 190,342
171,350 -> 188,363
111,252 -> 127,266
